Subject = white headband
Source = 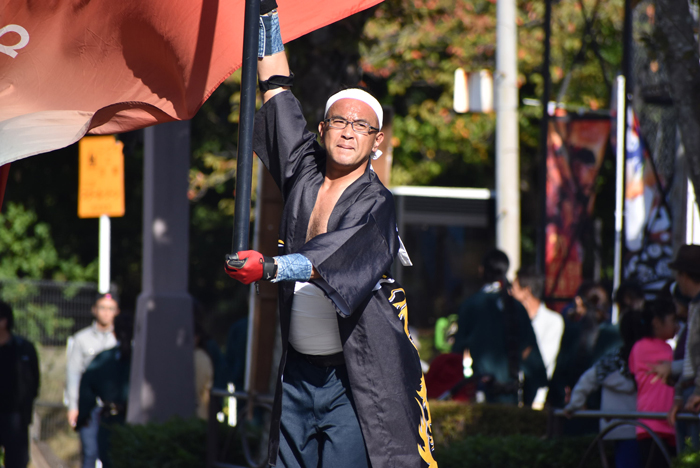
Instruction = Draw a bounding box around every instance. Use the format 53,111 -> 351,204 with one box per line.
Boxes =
324,89 -> 383,130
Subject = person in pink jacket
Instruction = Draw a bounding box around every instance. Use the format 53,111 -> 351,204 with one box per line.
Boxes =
629,299 -> 679,466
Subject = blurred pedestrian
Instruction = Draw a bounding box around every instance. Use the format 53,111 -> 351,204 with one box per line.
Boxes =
629,299 -> 678,465
194,323 -> 214,420
564,309 -> 642,468
613,280 -> 645,319
667,245 -> 700,452
452,249 -> 546,405
66,292 -> 119,468
568,282 -> 622,385
77,313 -> 133,468
225,315 -> 248,393
512,266 -> 564,409
193,300 -> 229,389
0,301 -> 39,468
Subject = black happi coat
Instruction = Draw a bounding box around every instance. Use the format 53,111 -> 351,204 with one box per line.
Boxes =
253,91 -> 436,468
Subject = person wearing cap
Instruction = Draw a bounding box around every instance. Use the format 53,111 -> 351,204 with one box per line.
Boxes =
65,292 -> 119,468
667,244 -> 700,452
223,4 -> 435,468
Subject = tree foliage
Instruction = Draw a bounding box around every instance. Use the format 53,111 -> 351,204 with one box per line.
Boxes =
0,202 -> 96,342
0,202 -> 96,281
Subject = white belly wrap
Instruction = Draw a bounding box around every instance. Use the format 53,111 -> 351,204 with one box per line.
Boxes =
288,282 -> 343,356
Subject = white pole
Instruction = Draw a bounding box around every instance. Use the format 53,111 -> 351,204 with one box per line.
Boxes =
688,180 -> 700,244
99,214 -> 111,294
612,75 -> 626,324
495,0 -> 520,278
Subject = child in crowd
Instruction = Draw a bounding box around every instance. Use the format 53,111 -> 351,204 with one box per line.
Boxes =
629,299 -> 679,466
564,309 -> 641,468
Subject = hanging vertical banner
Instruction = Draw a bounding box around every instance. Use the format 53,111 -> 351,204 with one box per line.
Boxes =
545,115 -> 611,307
623,108 -> 673,292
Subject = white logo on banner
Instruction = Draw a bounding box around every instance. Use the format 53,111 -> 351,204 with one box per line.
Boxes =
0,24 -> 30,58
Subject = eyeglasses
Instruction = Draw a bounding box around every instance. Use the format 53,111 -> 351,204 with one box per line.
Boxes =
324,118 -> 379,135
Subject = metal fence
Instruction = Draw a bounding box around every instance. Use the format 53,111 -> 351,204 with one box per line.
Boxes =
549,409 -> 700,468
1,279 -> 98,346
1,279 -> 98,467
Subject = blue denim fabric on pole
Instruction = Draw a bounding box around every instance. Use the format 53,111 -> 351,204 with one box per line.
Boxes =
272,254 -> 312,283
258,11 -> 284,58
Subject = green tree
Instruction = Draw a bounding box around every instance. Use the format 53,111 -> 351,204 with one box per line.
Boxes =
359,0 -> 623,265
0,202 -> 96,342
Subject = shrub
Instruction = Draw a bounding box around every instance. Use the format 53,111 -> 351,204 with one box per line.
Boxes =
110,416 -> 255,468
430,401 -> 548,445
435,434 -> 606,468
674,449 -> 700,467
111,417 -> 207,468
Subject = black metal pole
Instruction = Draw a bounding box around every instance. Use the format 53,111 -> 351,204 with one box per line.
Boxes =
537,0 -> 552,277
232,0 -> 260,253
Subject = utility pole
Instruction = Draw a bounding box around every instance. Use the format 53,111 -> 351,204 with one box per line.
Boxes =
495,0 -> 520,277
127,121 -> 195,423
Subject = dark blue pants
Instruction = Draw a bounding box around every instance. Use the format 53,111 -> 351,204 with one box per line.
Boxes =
0,412 -> 29,468
80,406 -> 101,468
277,350 -> 370,468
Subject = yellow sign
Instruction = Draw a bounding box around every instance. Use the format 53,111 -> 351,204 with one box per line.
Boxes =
78,136 -> 125,218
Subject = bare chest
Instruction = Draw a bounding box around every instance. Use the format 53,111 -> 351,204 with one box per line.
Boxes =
306,187 -> 345,242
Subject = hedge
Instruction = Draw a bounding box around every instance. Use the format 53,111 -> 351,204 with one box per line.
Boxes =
430,401 -> 549,445
435,434 -> 607,468
116,404 -> 700,467
110,417 -> 209,468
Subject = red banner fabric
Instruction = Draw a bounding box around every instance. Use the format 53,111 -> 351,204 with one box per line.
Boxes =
0,163 -> 9,212
0,0 -> 383,164
545,116 -> 611,310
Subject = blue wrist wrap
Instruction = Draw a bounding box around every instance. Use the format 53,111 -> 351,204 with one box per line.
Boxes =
272,253 -> 313,283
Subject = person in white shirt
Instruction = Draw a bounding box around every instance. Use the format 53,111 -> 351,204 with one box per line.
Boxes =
66,293 -> 119,468
512,266 -> 565,409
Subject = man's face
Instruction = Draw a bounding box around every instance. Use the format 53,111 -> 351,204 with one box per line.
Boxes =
318,98 -> 384,171
92,297 -> 119,328
676,271 -> 691,297
511,278 -> 530,303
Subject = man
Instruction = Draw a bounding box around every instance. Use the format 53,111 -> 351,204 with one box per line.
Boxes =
451,250 -> 546,406
77,313 -> 133,468
224,5 -> 435,468
66,292 -> 119,468
512,266 -> 564,409
667,244 -> 700,452
0,301 -> 39,468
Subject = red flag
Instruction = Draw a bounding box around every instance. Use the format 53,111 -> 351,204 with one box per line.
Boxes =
0,0 -> 383,164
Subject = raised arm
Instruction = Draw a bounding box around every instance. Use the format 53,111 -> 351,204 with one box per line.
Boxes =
257,2 -> 292,103
259,52 -> 290,103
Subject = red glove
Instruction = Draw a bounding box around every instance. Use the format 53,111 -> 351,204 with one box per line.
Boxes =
224,251 -> 277,285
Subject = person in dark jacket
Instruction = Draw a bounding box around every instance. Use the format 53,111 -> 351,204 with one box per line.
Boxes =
451,250 -> 547,405
77,313 -> 133,468
0,301 -> 39,468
